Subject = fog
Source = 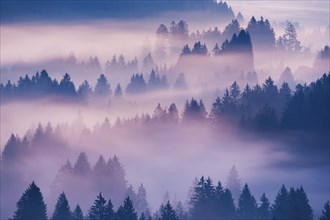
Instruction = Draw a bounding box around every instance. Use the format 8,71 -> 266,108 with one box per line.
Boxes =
1,1 -> 329,219
1,95 -> 329,218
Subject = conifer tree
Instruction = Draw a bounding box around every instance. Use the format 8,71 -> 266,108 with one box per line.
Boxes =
13,181 -> 48,220
116,197 -> 138,220
51,192 -> 72,220
89,193 -> 107,220
237,183 -> 258,219
258,193 -> 270,220
320,201 -> 330,220
72,204 -> 84,220
160,201 -> 179,220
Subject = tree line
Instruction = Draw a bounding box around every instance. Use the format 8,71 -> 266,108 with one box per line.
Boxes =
11,177 -> 330,220
0,69 -> 188,102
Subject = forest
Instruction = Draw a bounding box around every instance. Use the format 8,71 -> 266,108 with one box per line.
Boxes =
1,1 -> 330,219
9,153 -> 330,220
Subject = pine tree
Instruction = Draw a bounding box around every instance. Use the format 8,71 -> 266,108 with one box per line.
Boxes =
237,183 -> 258,219
105,199 -> 115,220
51,192 -> 72,220
160,201 -> 179,220
72,204 -> 84,220
209,97 -> 222,125
258,193 -> 270,220
13,181 -> 48,220
271,185 -> 289,219
320,201 -> 330,220
116,197 -> 138,220
89,193 -> 107,220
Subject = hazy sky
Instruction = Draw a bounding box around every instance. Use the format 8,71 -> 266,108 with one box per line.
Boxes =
227,0 -> 330,26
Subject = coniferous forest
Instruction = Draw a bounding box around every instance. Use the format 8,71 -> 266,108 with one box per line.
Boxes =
1,0 -> 330,219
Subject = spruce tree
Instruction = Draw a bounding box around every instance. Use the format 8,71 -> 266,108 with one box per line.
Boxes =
89,193 -> 107,220
72,204 -> 84,220
258,193 -> 270,220
160,201 -> 179,220
51,192 -> 72,220
320,201 -> 330,220
237,183 -> 258,219
116,197 -> 138,220
13,181 -> 47,220
105,199 -> 115,220
271,185 -> 289,219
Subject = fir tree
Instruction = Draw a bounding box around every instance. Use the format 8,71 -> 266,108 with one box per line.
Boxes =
271,185 -> 289,219
72,204 -> 84,220
237,183 -> 258,219
13,181 -> 48,220
258,193 -> 270,220
89,193 -> 107,220
160,201 -> 179,220
51,192 -> 72,220
116,197 -> 138,220
320,201 -> 330,220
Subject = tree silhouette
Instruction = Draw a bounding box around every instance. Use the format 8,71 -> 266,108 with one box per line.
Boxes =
77,80 -> 93,99
89,193 -> 107,220
237,183 -> 258,219
258,193 -> 270,220
72,204 -> 84,220
271,185 -> 289,219
95,74 -> 111,97
320,201 -> 330,220
59,73 -> 76,96
116,197 -> 138,220
160,201 -> 179,220
13,181 -> 47,220
51,192 -> 72,220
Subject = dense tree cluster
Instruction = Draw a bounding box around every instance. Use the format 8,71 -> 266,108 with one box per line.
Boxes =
52,153 -> 127,207
181,30 -> 253,57
13,176 -> 322,220
0,69 -> 176,102
105,55 -> 139,76
246,16 -> 276,51
209,73 -> 330,131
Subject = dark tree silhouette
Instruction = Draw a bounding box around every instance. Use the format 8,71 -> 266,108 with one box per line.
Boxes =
77,80 -> 93,98
258,193 -> 270,220
320,201 -> 330,220
116,197 -> 138,220
126,74 -> 147,94
51,192 -> 72,220
13,181 -> 47,220
160,201 -> 179,220
89,193 -> 107,220
271,185 -> 289,219
59,73 -> 76,96
72,204 -> 84,220
237,183 -> 258,219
